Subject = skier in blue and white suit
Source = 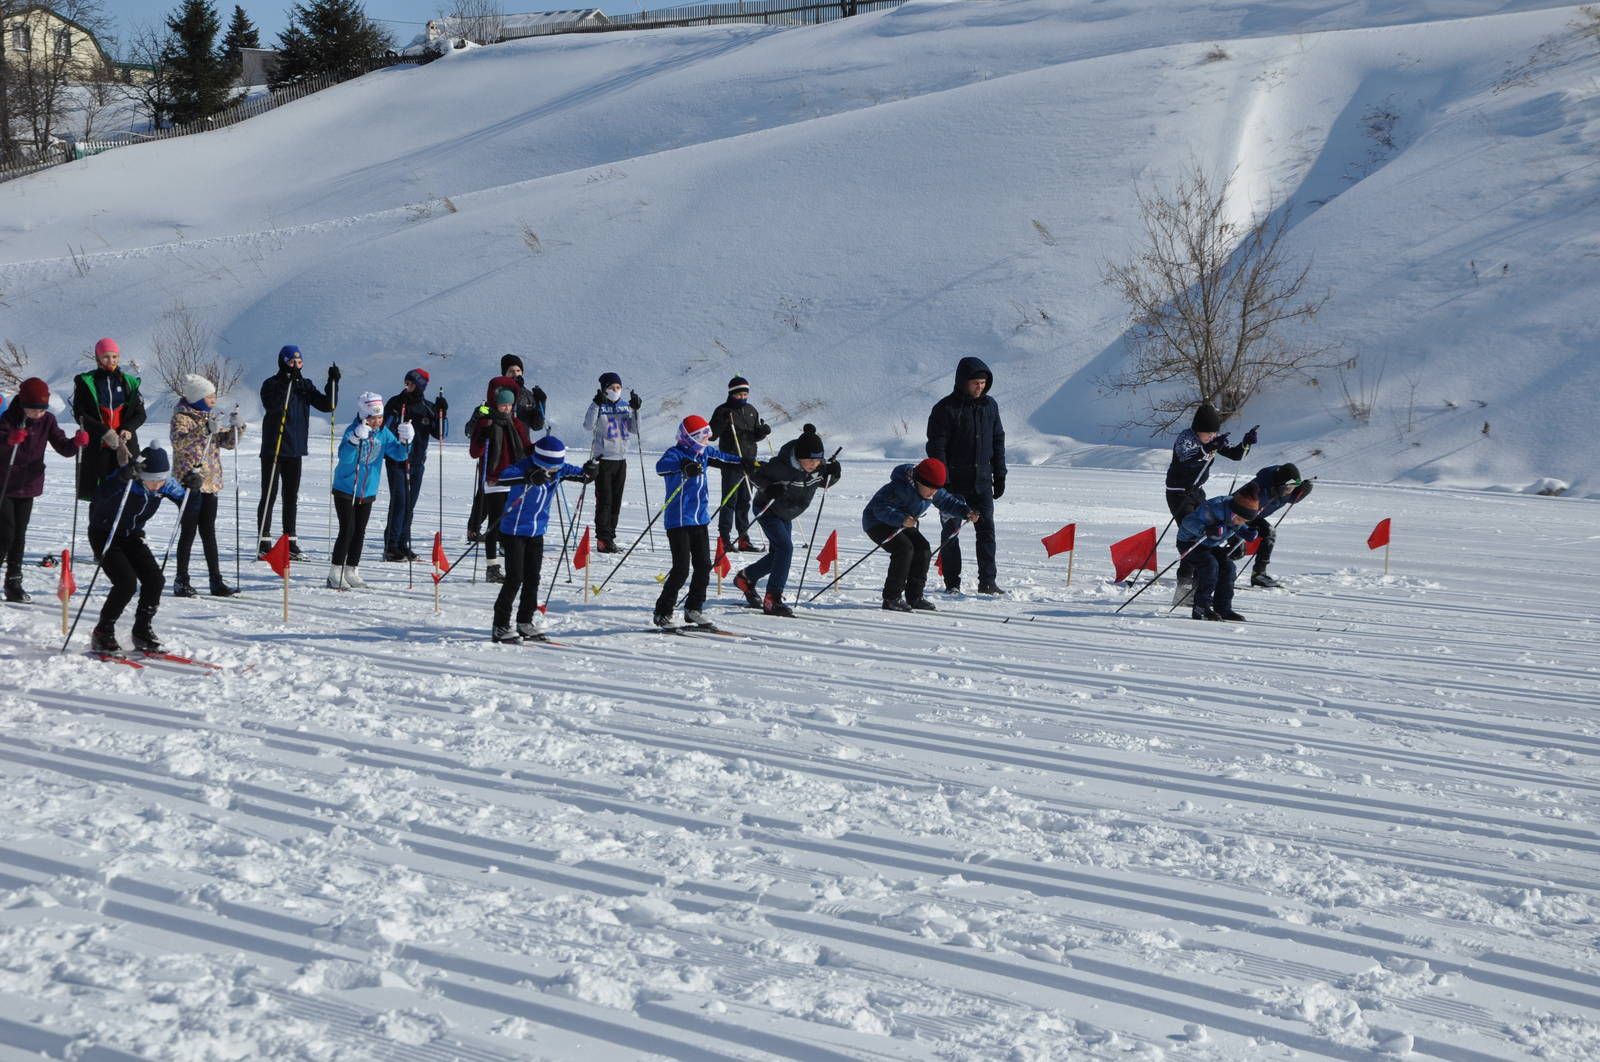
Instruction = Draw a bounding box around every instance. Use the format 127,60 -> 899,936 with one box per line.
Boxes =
490,434 -> 595,643
654,414 -> 745,628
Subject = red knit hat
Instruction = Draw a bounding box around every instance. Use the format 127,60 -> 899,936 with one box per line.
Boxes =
94,338 -> 119,357
18,377 -> 50,408
913,458 -> 947,488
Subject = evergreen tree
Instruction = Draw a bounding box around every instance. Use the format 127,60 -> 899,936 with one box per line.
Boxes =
221,5 -> 262,76
164,0 -> 234,126
272,0 -> 395,88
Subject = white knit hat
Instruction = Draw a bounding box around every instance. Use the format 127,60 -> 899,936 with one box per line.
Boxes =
358,391 -> 384,417
179,374 -> 216,404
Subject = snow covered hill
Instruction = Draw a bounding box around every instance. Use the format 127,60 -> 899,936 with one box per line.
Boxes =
1,0 -> 1596,494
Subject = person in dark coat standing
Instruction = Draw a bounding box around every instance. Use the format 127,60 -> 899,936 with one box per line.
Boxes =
498,355 -> 548,433
73,338 -> 147,501
925,356 -> 1006,594
2,378 -> 90,602
709,375 -> 771,552
381,368 -> 446,562
256,345 -> 339,561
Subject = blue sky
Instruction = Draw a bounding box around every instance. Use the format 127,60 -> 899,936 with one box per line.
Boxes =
106,1 -> 640,54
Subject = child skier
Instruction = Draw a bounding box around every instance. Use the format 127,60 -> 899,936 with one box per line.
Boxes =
1166,403 -> 1258,602
861,458 -> 977,612
487,435 -> 596,643
1175,484 -> 1261,622
654,415 -> 746,629
328,392 -> 413,589
169,374 -> 246,597
469,377 -> 533,583
2,378 -> 90,602
732,424 -> 840,616
87,447 -> 200,653
1238,463 -> 1312,588
582,372 -> 641,553
709,375 -> 771,552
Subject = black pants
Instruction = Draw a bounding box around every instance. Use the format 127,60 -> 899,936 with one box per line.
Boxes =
257,454 -> 303,540
1184,542 -> 1236,612
716,466 -> 750,542
331,491 -> 374,567
494,534 -> 545,627
176,492 -> 222,585
656,524 -> 710,617
482,493 -> 508,561
467,486 -> 484,539
1167,487 -> 1204,579
91,531 -> 162,629
1,495 -> 34,580
1245,516 -> 1275,573
868,523 -> 931,602
593,458 -> 628,543
940,488 -> 995,588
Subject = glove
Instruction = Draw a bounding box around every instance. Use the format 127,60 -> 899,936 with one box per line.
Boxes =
434,395 -> 448,415
476,404 -> 490,418
741,456 -> 758,472
966,509 -> 981,524
1242,425 -> 1259,447
992,472 -> 1006,500
5,427 -> 25,446
581,459 -> 600,482
396,422 -> 416,444
682,461 -> 702,478
1291,480 -> 1313,503
72,429 -> 90,449
1207,524 -> 1226,540
530,386 -> 547,408
755,423 -> 771,441
1205,432 -> 1231,452
629,390 -> 642,412
525,465 -> 549,485
822,459 -> 842,488
352,422 -> 372,441
592,389 -> 605,406
120,460 -> 142,481
229,408 -> 246,429
182,468 -> 203,491
101,427 -> 121,449
326,363 -> 341,385
1237,525 -> 1261,543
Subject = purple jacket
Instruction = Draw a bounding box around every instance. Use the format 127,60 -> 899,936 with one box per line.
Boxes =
1,406 -> 81,499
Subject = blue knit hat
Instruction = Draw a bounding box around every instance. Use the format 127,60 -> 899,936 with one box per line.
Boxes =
278,344 -> 301,366
532,435 -> 567,468
405,368 -> 429,393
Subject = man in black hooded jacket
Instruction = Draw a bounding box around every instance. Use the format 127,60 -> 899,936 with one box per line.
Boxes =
926,356 -> 1006,594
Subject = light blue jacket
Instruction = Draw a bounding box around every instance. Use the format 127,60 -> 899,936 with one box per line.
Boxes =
333,418 -> 409,498
656,442 -> 741,530
497,457 -> 587,538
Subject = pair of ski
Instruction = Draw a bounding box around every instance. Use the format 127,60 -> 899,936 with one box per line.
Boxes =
86,649 -> 224,671
650,621 -> 741,638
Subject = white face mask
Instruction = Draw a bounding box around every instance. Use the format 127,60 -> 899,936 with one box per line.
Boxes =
604,387 -> 623,403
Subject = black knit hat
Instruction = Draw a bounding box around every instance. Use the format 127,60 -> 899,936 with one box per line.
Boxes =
1192,403 -> 1222,433
1229,484 -> 1261,519
501,354 -> 523,374
727,375 -> 750,395
1273,463 -> 1302,488
794,423 -> 824,460
138,446 -> 171,475
599,371 -> 621,389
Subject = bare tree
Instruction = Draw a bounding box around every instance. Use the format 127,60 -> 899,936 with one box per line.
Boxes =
1102,162 -> 1336,433
69,56 -> 121,141
4,0 -> 109,159
118,22 -> 177,130
442,0 -> 505,45
151,302 -> 241,401
0,338 -> 27,390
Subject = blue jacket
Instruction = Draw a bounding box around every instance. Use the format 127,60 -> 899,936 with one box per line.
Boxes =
656,442 -> 740,530
1178,495 -> 1248,548
861,463 -> 971,534
497,457 -> 587,538
1247,465 -> 1294,519
333,419 -> 409,498
1165,428 -> 1247,492
88,474 -> 187,544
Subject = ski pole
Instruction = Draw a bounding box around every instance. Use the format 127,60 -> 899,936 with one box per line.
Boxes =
550,477 -> 571,584
794,447 -> 844,601
633,407 -> 654,551
805,527 -> 904,604
62,476 -> 134,653
231,406 -> 241,587
1134,450 -> 1218,585
326,376 -> 338,548
160,473 -> 197,576
437,392 -> 446,551
1117,536 -> 1217,614
542,478 -> 589,613
592,481 -> 684,595
435,539 -> 482,582
71,450 -> 82,566
1226,431 -> 1257,493
402,404 -> 413,590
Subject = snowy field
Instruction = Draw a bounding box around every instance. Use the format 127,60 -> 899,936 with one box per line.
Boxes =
2,449 -> 1597,1059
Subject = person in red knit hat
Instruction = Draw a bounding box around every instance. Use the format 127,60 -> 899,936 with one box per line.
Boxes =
1,378 -> 90,602
860,457 -> 977,612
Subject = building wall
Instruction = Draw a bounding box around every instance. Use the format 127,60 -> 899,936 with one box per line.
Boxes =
1,6 -> 114,83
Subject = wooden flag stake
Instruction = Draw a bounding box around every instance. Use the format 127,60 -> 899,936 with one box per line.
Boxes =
282,571 -> 289,623
1066,547 -> 1074,588
1384,542 -> 1390,577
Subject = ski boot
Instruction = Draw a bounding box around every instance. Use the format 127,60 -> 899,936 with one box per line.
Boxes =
736,535 -> 762,552
209,578 -> 238,597
905,596 -> 937,612
5,576 -> 31,603
172,578 -> 197,598
733,570 -> 761,608
683,609 -> 712,629
326,565 -> 348,589
256,539 -> 273,560
492,625 -> 522,644
131,609 -> 162,652
977,581 -> 1003,596
1250,571 -> 1280,589
882,596 -> 912,613
343,566 -> 368,589
652,612 -> 675,629
90,625 -> 120,653
516,619 -> 545,641
762,593 -> 794,618
382,548 -> 408,562
1216,608 -> 1247,622
286,539 -> 308,562
485,561 -> 504,584
1190,606 -> 1221,621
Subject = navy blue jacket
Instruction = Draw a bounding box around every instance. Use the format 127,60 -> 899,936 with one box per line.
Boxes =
89,474 -> 187,544
1246,465 -> 1295,519
862,463 -> 970,534
1165,428 -> 1247,492
259,368 -> 337,458
926,356 -> 1005,495
750,440 -> 831,523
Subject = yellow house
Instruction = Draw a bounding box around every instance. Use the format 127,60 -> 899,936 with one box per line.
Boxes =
0,5 -> 115,83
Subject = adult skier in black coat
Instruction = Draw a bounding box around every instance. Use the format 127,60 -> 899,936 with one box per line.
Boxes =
709,375 -> 771,552
257,345 -> 338,560
926,356 -> 1006,594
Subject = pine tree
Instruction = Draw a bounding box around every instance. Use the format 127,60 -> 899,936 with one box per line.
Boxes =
221,5 -> 262,76
272,0 -> 395,88
164,0 -> 234,126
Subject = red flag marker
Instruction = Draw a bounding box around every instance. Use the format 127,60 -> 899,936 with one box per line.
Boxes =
263,533 -> 291,621
1041,523 -> 1076,558
573,527 -> 591,571
816,530 -> 838,575
1367,517 -> 1392,575
57,549 -> 76,635
1110,527 -> 1158,584
431,531 -> 448,584
713,534 -> 731,578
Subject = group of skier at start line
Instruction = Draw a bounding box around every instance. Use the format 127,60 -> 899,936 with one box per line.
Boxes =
0,341 -> 1313,652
